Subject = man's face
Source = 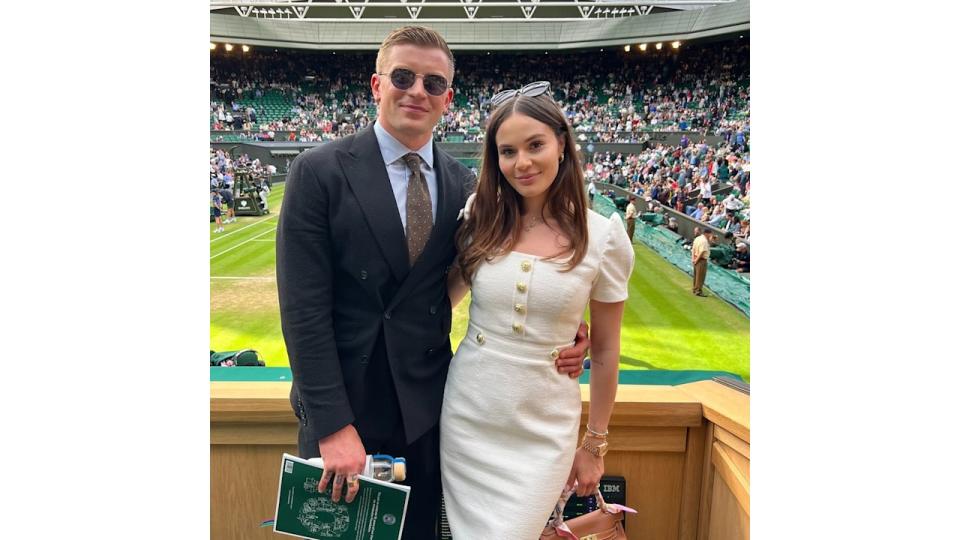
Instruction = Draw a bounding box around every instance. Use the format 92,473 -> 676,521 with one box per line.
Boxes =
372,44 -> 453,144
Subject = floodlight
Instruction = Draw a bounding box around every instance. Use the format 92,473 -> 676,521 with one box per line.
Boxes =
210,43 -> 216,51
242,45 -> 250,53
655,43 -> 662,50
672,41 -> 681,49
639,43 -> 647,51
224,43 -> 234,51
624,45 -> 630,52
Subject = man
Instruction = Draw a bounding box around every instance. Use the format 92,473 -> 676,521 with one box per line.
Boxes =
733,242 -> 750,273
691,203 -> 706,221
275,26 -> 588,539
698,177 -> 712,203
624,195 -> 638,242
210,190 -> 223,233
691,228 -> 713,297
218,186 -> 235,224
257,176 -> 270,213
667,216 -> 679,233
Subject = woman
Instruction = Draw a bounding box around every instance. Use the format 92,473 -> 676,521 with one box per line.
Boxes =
440,83 -> 635,539
736,218 -> 750,240
709,202 -> 726,223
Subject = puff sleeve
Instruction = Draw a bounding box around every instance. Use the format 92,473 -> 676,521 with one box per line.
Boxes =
591,212 -> 636,302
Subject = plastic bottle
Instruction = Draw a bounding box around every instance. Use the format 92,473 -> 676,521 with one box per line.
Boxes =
308,454 -> 406,483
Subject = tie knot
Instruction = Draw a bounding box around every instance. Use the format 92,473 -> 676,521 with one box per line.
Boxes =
401,152 -> 422,172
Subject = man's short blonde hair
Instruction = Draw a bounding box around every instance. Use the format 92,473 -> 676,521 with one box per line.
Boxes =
376,26 -> 455,80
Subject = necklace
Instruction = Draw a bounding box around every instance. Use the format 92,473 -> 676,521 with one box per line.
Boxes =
523,216 -> 544,232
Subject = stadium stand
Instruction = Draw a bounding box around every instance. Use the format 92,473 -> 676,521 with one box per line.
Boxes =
210,39 -> 749,144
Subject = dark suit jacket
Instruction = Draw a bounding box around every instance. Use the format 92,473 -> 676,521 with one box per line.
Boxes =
277,125 -> 475,446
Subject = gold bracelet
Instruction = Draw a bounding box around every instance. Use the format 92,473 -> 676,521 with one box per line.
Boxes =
585,424 -> 609,438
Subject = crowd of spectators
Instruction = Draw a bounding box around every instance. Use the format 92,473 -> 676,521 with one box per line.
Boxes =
210,39 -> 749,143
210,40 -> 751,252
210,148 -> 277,228
209,148 -> 278,189
589,138 -> 751,243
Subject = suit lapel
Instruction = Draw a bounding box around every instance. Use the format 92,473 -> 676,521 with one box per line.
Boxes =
427,148 -> 460,264
337,127 -> 409,284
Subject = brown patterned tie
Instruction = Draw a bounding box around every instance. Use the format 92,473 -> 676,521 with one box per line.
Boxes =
401,152 -> 433,266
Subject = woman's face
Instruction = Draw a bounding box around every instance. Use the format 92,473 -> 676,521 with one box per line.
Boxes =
495,112 -> 564,204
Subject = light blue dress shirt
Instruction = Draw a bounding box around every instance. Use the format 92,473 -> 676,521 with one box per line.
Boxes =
373,121 -> 438,230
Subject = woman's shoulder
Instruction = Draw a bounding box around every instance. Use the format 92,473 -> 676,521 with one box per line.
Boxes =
586,209 -> 625,244
587,208 -> 623,227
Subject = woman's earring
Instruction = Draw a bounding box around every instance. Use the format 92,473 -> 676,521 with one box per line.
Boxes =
559,154 -> 565,163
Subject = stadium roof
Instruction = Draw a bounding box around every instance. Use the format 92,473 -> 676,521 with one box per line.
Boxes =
209,1 -> 734,23
210,0 -> 749,50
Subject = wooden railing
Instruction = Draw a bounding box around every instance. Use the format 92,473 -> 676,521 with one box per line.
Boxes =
211,379 -> 748,539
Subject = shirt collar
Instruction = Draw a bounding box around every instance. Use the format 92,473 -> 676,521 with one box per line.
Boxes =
374,121 -> 434,170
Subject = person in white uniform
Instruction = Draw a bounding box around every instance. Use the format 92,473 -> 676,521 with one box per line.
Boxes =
441,83 -> 635,539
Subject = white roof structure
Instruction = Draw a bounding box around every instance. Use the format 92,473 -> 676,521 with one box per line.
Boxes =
210,0 -> 749,50
210,0 -> 735,23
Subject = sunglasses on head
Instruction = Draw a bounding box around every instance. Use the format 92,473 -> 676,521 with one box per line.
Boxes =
379,68 -> 449,96
490,81 -> 551,108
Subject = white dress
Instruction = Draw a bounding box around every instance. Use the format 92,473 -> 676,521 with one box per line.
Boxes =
439,207 -> 635,540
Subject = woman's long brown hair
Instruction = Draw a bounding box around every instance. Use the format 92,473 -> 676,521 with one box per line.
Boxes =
456,92 -> 589,286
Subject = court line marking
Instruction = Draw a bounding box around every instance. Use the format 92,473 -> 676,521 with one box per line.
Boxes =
210,276 -> 276,280
250,239 -> 275,242
210,211 -> 279,243
210,227 -> 277,260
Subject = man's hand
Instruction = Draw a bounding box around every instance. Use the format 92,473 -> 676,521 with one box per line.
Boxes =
316,424 -> 367,504
557,321 -> 590,379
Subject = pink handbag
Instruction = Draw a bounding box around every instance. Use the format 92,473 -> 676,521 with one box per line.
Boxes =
539,483 -> 636,540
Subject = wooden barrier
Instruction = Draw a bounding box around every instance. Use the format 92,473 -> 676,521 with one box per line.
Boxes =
211,380 -> 748,539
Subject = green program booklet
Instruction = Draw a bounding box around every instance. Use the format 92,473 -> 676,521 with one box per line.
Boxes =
274,454 -> 410,540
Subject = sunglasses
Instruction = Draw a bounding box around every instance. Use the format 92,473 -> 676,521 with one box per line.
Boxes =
379,68 -> 449,96
490,81 -> 551,108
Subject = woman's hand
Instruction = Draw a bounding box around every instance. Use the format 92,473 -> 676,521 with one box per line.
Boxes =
566,447 -> 604,498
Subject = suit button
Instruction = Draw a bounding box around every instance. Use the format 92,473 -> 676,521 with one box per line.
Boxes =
360,355 -> 369,364
384,311 -> 392,320
425,348 -> 435,356
360,270 -> 368,280
476,332 -> 485,345
514,303 -> 526,314
512,323 -> 523,334
429,305 -> 437,315
520,260 -> 532,272
516,282 -> 527,293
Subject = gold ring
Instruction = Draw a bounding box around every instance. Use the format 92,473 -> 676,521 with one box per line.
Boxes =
347,474 -> 360,488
